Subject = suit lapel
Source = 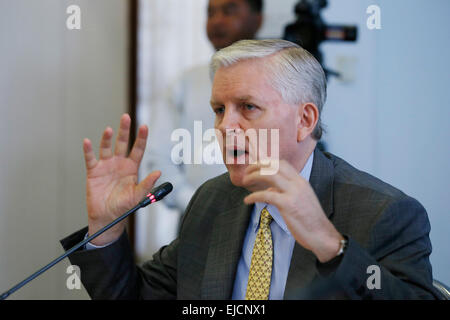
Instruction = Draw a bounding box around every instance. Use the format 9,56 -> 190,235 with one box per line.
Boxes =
309,149 -> 334,219
201,187 -> 252,299
284,148 -> 335,298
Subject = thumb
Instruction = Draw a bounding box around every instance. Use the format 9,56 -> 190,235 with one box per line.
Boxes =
136,170 -> 162,199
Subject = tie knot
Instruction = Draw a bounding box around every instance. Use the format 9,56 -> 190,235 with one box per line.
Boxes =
260,207 -> 273,227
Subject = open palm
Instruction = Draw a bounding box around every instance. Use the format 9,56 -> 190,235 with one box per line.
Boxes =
83,114 -> 160,245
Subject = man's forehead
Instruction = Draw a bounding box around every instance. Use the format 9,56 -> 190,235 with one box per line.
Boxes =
212,58 -> 269,83
212,65 -> 260,91
211,61 -> 280,104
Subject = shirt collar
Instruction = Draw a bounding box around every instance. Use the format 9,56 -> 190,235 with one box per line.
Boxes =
250,151 -> 315,235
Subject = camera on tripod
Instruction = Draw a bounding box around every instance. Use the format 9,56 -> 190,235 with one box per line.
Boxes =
283,0 -> 358,78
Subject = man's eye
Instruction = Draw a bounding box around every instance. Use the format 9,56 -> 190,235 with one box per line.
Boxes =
244,104 -> 256,111
223,4 -> 238,16
207,8 -> 215,18
214,107 -> 225,114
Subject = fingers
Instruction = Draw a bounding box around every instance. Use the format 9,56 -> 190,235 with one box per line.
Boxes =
83,138 -> 98,170
114,114 -> 131,157
243,169 -> 287,192
129,124 -> 148,164
99,127 -> 114,160
96,114 -> 147,164
244,189 -> 284,207
242,160 -> 310,201
245,160 -> 296,180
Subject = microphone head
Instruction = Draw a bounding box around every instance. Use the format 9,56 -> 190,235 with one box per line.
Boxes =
151,182 -> 173,201
141,182 -> 173,207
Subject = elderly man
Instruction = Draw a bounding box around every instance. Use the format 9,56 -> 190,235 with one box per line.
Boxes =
61,39 -> 438,299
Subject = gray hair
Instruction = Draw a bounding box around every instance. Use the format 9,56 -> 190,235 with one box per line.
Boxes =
210,39 -> 327,140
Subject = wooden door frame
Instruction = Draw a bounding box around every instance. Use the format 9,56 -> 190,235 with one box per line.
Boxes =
128,0 -> 138,250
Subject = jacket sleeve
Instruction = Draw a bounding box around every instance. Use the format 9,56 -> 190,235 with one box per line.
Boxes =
60,227 -> 178,300
315,196 -> 441,299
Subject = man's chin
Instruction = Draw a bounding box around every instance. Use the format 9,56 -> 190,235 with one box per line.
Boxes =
227,165 -> 247,188
211,38 -> 233,50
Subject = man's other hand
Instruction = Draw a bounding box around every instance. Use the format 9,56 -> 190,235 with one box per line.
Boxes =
242,160 -> 343,263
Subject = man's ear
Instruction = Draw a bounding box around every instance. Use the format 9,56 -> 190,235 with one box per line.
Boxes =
297,102 -> 319,142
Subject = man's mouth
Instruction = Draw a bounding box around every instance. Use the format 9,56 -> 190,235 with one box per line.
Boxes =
226,147 -> 249,164
232,149 -> 246,157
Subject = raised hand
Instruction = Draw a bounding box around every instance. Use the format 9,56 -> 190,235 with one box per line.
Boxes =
242,160 -> 343,263
83,114 -> 161,245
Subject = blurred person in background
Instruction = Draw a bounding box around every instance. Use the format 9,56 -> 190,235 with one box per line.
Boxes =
147,0 -> 264,216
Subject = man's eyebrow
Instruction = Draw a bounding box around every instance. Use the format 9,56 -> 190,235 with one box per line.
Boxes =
210,99 -> 220,106
236,95 -> 254,102
210,95 -> 258,105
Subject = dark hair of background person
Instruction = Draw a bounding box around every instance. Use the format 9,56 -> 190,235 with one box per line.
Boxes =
207,0 -> 264,51
246,0 -> 264,13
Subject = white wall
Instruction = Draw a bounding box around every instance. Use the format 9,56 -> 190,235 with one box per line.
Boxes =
0,0 -> 127,299
373,0 -> 450,285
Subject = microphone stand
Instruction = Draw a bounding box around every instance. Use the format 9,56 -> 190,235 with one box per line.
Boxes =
0,182 -> 172,300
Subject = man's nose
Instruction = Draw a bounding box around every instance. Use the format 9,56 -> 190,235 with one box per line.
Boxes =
217,108 -> 241,133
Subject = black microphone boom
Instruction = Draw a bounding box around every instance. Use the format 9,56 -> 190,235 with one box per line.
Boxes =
0,182 -> 173,300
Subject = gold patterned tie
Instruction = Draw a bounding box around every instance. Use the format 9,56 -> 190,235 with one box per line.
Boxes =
245,207 -> 273,300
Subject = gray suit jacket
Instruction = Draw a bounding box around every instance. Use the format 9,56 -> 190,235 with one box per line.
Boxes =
60,149 -> 440,299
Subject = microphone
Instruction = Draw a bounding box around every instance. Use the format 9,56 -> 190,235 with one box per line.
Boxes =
139,182 -> 173,207
0,182 -> 173,300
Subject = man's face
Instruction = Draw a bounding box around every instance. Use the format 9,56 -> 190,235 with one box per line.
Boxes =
207,0 -> 262,50
211,58 -> 301,187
